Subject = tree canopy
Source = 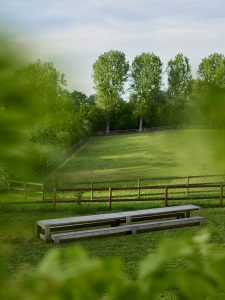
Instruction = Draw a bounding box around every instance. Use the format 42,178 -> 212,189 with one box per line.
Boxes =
197,53 -> 224,86
93,50 -> 129,133
130,52 -> 163,131
167,53 -> 192,99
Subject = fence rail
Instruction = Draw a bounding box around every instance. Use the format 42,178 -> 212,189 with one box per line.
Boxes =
58,174 -> 225,189
3,181 -> 225,209
36,138 -> 88,177
8,180 -> 44,200
50,182 -> 225,209
94,126 -> 175,136
3,173 -> 225,208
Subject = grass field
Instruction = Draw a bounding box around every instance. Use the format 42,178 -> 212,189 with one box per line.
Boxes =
57,129 -> 225,184
1,129 -> 225,281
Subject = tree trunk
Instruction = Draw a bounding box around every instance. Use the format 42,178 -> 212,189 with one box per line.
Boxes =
139,117 -> 143,132
106,118 -> 110,134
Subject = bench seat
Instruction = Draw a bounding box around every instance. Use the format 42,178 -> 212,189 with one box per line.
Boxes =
51,216 -> 204,244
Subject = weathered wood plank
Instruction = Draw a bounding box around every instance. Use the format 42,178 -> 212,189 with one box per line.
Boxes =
37,205 -> 200,226
51,216 -> 204,244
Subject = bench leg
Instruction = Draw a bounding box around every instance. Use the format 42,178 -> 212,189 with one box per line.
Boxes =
126,216 -> 131,225
186,211 -> 190,218
54,238 -> 60,244
44,225 -> 51,242
198,207 -> 204,217
132,228 -> 137,235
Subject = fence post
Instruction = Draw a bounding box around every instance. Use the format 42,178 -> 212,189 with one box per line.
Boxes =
108,187 -> 112,209
53,188 -> 56,209
165,186 -> 168,207
220,184 -> 224,206
186,176 -> 190,197
91,182 -> 93,201
137,179 -> 141,199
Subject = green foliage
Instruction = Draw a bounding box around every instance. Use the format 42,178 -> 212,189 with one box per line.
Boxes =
130,53 -> 163,130
70,91 -> 106,132
0,165 -> 9,191
191,54 -> 225,128
1,231 -> 225,299
197,53 -> 224,86
196,86 -> 225,128
131,53 -> 163,100
167,53 -> 192,99
0,34 -> 90,179
166,54 -> 192,126
70,90 -> 88,109
17,59 -> 87,146
111,100 -> 137,130
93,50 -> 129,132
17,59 -> 66,100
0,35 -> 44,178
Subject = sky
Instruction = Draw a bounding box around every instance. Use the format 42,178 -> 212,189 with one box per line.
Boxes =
1,0 -> 225,95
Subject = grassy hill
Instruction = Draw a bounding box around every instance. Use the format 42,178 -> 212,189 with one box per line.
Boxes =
2,129 -> 225,281
58,129 -> 225,183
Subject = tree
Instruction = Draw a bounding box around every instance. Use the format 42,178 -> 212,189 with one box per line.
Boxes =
194,54 -> 225,128
70,90 -> 88,109
18,60 -> 91,147
214,57 -> 225,89
167,53 -> 192,99
70,91 -> 105,133
17,59 -> 67,114
166,54 -> 192,125
93,50 -> 129,133
130,53 -> 163,131
197,53 -> 224,85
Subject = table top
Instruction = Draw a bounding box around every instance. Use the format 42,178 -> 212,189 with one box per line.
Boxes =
37,204 -> 200,227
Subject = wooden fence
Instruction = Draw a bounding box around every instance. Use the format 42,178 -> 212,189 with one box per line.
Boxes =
8,180 -> 44,200
3,175 -> 225,209
49,182 -> 225,209
58,174 -> 225,189
94,126 -> 175,136
35,138 -> 88,178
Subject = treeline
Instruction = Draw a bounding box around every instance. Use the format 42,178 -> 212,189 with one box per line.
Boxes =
85,51 -> 225,132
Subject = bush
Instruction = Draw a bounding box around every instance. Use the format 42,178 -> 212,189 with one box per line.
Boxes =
1,231 -> 225,299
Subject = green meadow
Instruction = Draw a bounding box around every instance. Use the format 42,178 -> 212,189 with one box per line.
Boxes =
59,129 -> 225,182
1,129 -> 225,280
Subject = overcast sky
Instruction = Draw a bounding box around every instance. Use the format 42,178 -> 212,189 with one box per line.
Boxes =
1,0 -> 225,95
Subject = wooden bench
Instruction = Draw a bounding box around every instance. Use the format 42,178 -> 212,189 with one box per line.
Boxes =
37,204 -> 203,243
52,217 -> 203,244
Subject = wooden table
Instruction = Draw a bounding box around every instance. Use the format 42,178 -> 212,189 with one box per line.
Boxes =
37,204 -> 203,242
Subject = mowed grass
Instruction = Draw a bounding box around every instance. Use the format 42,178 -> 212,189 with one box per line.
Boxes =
58,129 -> 225,183
2,129 -> 225,280
1,201 -> 225,280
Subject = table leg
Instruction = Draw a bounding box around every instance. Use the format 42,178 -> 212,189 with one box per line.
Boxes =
44,225 -> 51,241
186,211 -> 190,218
126,216 -> 131,224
